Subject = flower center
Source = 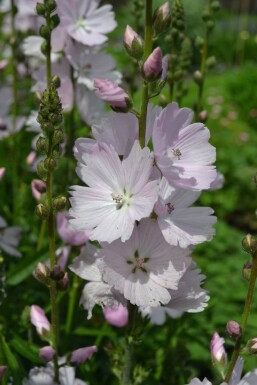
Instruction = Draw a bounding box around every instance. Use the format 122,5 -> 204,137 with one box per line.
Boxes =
127,250 -> 149,273
165,202 -> 174,214
111,191 -> 132,209
168,148 -> 182,160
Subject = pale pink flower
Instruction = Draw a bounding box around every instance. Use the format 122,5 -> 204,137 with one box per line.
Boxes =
54,0 -> 117,48
152,102 -> 216,190
31,179 -> 46,201
70,243 -> 124,319
30,305 -> 51,336
57,211 -> 89,246
99,219 -> 191,307
76,85 -> 105,126
142,47 -> 163,81
26,151 -> 37,166
91,103 -> 161,156
210,332 -> 227,366
155,177 -> 216,248
210,172 -> 224,190
65,41 -> 121,90
144,262 -> 209,324
94,79 -> 130,111
0,59 -> 8,70
70,346 -> 97,365
69,141 -> 159,243
0,216 -> 22,257
39,346 -> 56,362
0,167 -> 5,180
103,304 -> 129,328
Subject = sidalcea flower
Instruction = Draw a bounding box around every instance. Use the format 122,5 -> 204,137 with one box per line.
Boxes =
53,0 -> 117,48
103,304 -> 129,328
154,177 -> 216,248
143,262 -> 209,324
69,140 -> 159,243
210,332 -> 227,370
0,216 -> 22,257
31,179 -> 46,201
124,25 -> 143,59
39,346 -> 56,362
152,102 -> 216,190
99,219 -> 191,307
186,359 -> 257,385
30,305 -> 51,337
70,346 -> 97,366
57,211 -> 89,246
94,79 -> 131,112
70,243 -> 124,319
142,47 -> 163,82
24,360 -> 87,385
65,41 -> 121,90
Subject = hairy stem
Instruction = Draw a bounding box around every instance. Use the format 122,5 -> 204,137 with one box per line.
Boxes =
138,0 -> 153,148
224,256 -> 257,383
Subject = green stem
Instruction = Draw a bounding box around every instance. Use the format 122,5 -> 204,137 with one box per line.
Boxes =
224,256 -> 257,383
121,304 -> 137,385
138,0 -> 153,148
10,0 -> 18,223
65,274 -> 80,334
36,220 -> 47,252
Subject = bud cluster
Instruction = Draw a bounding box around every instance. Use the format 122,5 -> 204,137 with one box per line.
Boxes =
36,0 -> 60,57
34,262 -> 69,291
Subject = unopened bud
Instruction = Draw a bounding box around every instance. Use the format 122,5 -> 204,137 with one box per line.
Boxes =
94,79 -> 132,112
30,305 -> 51,337
210,332 -> 227,375
45,0 -> 57,13
49,113 -> 62,125
211,1 -> 220,12
36,203 -> 49,219
44,157 -> 57,171
40,41 -> 48,56
36,160 -> 47,180
226,321 -> 241,339
207,20 -> 215,31
0,366 -> 8,381
34,263 -> 50,284
52,130 -> 64,145
202,10 -> 211,22
206,56 -> 216,68
52,196 -> 67,211
50,14 -> 60,29
57,272 -> 69,291
142,47 -> 163,82
194,70 -> 203,84
242,234 -> 257,254
247,337 -> 257,354
243,261 -> 252,281
70,346 -> 97,366
39,346 -> 56,362
41,122 -> 54,135
51,75 -> 61,89
195,36 -> 204,49
36,3 -> 46,16
124,26 -> 143,59
36,137 -> 49,153
50,265 -> 65,281
153,2 -> 171,35
39,25 -> 51,39
199,110 -> 208,123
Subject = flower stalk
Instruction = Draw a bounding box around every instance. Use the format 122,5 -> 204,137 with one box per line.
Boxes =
224,254 -> 257,383
138,0 -> 153,148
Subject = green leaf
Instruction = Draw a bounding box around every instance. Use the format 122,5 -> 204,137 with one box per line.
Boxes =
10,334 -> 44,364
0,335 -> 22,384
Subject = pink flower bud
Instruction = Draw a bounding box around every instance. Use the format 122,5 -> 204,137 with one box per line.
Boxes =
0,366 -> 7,381
0,167 -> 5,180
142,47 -> 163,82
210,332 -> 227,367
34,262 -> 50,283
248,337 -> 257,354
124,25 -> 143,59
154,2 -> 171,34
103,304 -> 129,328
94,79 -> 131,112
26,151 -> 37,166
30,305 -> 51,336
31,179 -> 46,201
57,211 -> 89,246
0,59 -> 8,70
70,346 -> 97,366
39,346 -> 56,362
57,272 -> 69,291
226,321 -> 241,339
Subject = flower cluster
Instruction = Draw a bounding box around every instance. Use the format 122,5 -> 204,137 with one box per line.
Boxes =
69,98 -> 217,321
